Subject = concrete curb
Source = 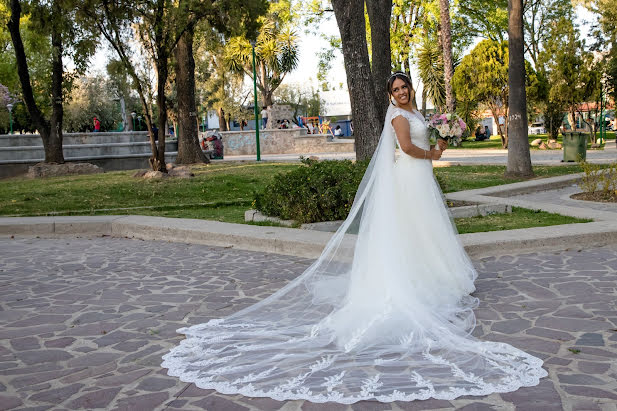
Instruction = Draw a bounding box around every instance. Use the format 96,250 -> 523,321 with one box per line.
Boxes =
2,214 -> 617,260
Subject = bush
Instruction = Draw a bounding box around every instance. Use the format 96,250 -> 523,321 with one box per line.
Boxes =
254,158 -> 368,223
254,157 -> 447,223
578,160 -> 617,198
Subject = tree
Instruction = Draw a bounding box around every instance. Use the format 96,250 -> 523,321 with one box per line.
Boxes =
506,0 -> 533,178
523,0 -> 571,70
174,29 -> 207,164
64,75 -> 122,132
331,0 -> 391,161
416,36 -> 445,112
439,0 -> 455,112
82,0 -> 265,171
539,17 -> 596,134
7,0 -> 95,163
225,1 -> 299,108
274,83 -> 323,121
457,0 -> 508,42
453,40 -> 509,147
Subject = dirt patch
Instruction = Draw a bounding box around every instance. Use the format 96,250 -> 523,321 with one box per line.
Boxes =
571,192 -> 617,203
447,200 -> 479,208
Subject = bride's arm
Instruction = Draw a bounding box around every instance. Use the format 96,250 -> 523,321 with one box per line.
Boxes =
392,116 -> 441,160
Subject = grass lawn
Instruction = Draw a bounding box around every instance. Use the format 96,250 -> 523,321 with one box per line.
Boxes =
455,207 -> 591,234
0,163 -> 592,231
451,131 -> 615,150
435,164 -> 585,193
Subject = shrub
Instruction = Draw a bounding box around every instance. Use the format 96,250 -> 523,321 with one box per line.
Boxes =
578,160 -> 617,198
254,157 -> 447,223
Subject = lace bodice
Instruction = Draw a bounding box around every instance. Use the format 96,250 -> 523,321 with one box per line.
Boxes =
390,108 -> 430,150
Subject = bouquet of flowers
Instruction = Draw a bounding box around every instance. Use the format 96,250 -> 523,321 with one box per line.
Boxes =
428,113 -> 466,148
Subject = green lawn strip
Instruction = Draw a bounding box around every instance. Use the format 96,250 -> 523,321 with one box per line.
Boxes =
450,131 -> 614,150
0,163 -> 594,234
454,207 -> 592,234
435,164 -> 584,193
0,162 -> 299,216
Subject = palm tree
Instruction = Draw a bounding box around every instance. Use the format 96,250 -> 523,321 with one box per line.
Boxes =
417,37 -> 446,112
225,19 -> 299,107
506,0 -> 534,177
439,0 -> 455,112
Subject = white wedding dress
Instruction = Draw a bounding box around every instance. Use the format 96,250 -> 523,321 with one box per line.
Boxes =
162,105 -> 547,403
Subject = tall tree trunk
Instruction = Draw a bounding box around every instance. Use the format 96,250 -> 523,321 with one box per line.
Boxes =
439,0 -> 455,112
153,56 -> 168,172
218,108 -> 227,131
8,0 -> 64,163
332,0 -> 382,161
175,30 -> 208,164
505,0 -> 532,177
365,0 -> 392,123
48,1 -> 64,163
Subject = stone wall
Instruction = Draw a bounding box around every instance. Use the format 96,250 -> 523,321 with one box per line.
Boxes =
220,129 -> 354,156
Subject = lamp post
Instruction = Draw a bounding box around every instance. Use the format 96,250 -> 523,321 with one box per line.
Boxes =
137,115 -> 142,131
6,103 -> 13,135
250,38 -> 261,161
131,112 -> 136,131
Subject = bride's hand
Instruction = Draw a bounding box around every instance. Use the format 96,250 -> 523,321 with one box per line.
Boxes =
437,139 -> 448,151
429,148 -> 442,160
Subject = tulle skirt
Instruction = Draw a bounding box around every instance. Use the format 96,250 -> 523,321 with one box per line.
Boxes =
162,153 -> 547,403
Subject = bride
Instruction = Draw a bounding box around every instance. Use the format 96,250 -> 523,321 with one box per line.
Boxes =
162,72 -> 547,404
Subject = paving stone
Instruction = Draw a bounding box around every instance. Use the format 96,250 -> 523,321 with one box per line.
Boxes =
2,237 -> 617,410
65,387 -> 121,410
10,337 -> 40,352
93,331 -> 140,347
191,395 -> 250,411
525,327 -> 574,341
238,396 -> 286,410
500,380 -> 562,409
557,374 -> 606,385
135,377 -> 177,392
0,395 -> 23,410
43,337 -> 75,348
456,403 -> 496,411
95,369 -> 152,387
28,383 -> 83,403
66,353 -> 120,368
575,333 -> 605,347
490,319 -> 531,335
112,392 -> 169,411
571,399 -> 602,411
15,350 -> 73,365
553,307 -> 593,319
562,386 -> 617,400
577,361 -> 610,374
394,399 -> 453,410
6,315 -> 71,328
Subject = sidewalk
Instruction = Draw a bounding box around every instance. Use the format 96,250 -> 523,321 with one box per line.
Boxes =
2,172 -> 617,410
220,140 -> 617,165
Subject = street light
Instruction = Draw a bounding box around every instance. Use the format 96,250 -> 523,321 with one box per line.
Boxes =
137,115 -> 142,131
131,112 -> 136,131
6,103 -> 13,135
250,38 -> 261,161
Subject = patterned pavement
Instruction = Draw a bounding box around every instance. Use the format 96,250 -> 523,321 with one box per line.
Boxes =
0,237 -> 616,410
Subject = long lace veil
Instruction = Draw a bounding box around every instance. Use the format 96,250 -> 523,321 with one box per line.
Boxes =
162,104 -> 547,403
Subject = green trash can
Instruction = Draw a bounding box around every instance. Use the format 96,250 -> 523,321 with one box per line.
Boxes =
563,132 -> 587,162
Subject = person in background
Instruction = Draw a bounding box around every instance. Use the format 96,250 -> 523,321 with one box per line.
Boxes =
334,125 -> 343,137
484,126 -> 490,138
307,123 -> 315,134
93,116 -> 101,132
261,106 -> 268,129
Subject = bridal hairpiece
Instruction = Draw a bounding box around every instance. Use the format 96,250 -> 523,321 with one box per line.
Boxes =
389,72 -> 410,81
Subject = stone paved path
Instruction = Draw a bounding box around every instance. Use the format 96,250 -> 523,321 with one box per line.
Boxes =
1,237 -> 616,410
510,184 -> 617,215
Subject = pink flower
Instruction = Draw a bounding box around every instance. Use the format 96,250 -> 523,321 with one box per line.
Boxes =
458,119 -> 466,131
